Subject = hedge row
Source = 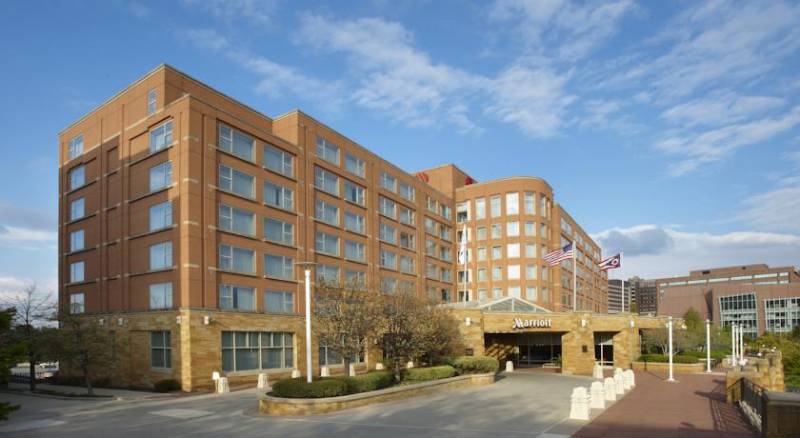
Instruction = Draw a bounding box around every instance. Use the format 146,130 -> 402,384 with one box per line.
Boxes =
403,365 -> 456,382
343,371 -> 394,394
272,371 -> 395,398
681,350 -> 729,361
638,354 -> 699,364
451,356 -> 499,374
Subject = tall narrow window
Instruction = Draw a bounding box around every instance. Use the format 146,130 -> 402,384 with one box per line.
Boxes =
524,192 -> 536,215
70,198 -> 85,221
475,198 -> 486,220
506,192 -> 519,215
70,261 -> 85,283
69,165 -> 86,190
218,123 -> 255,161
149,162 -> 172,192
149,201 -> 172,232
70,230 -> 85,252
68,134 -> 84,160
149,241 -> 173,270
147,88 -> 157,116
150,331 -> 172,368
490,195 -> 501,217
69,293 -> 85,314
149,121 -> 173,153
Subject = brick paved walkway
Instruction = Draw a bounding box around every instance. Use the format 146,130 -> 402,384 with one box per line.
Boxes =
574,371 -> 756,438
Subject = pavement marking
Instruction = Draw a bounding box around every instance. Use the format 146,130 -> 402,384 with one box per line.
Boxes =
0,419 -> 66,433
149,408 -> 214,419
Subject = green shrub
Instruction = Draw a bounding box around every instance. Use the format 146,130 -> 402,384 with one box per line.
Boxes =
343,371 -> 395,394
452,356 -> 499,374
639,354 -> 698,364
681,350 -> 728,361
271,377 -> 349,398
153,379 -> 181,393
404,365 -> 456,382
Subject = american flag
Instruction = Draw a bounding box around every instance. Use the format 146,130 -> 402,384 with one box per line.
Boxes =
544,242 -> 574,266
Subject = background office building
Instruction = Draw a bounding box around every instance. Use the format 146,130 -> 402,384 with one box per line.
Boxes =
656,264 -> 800,337
59,65 -> 607,391
629,276 -> 657,315
606,279 -> 631,314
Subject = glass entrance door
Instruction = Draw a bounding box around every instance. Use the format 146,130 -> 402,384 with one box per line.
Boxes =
594,332 -> 614,366
517,332 -> 562,366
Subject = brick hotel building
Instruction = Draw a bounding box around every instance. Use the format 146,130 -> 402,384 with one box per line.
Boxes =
59,65 -> 607,390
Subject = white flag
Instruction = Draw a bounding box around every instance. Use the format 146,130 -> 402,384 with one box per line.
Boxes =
458,224 -> 467,265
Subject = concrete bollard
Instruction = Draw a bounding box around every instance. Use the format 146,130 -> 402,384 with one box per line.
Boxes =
291,369 -> 301,378
593,363 -> 604,380
624,369 -> 636,388
257,373 -> 269,389
603,377 -> 617,401
375,363 -> 384,371
320,366 -> 330,377
506,361 -> 514,372
614,367 -> 623,376
349,363 -> 356,377
569,387 -> 590,420
216,377 -> 230,394
614,373 -> 625,395
406,361 -> 414,369
590,381 -> 606,410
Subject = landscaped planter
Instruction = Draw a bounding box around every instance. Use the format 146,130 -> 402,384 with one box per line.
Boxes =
259,372 -> 496,415
632,361 -> 705,373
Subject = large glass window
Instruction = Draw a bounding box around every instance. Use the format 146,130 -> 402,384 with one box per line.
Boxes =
316,264 -> 340,283
379,223 -> 397,244
218,244 -> 255,274
264,254 -> 294,280
719,293 -> 759,337
399,231 -> 415,250
68,134 -> 84,160
70,293 -> 85,314
315,199 -> 339,226
69,230 -> 85,252
344,181 -> 365,206
525,221 -> 536,236
475,198 -> 486,220
70,197 -> 85,221
765,297 -> 800,333
150,121 -> 173,154
219,165 -> 255,199
344,153 -> 365,178
218,204 -> 255,236
149,241 -> 172,270
263,181 -> 293,210
222,331 -> 293,372
380,172 -> 397,192
490,195 -> 501,217
507,221 -> 520,237
263,144 -> 294,177
219,284 -> 255,311
506,192 -> 519,215
264,217 -> 293,245
507,243 -> 520,258
345,240 -> 366,262
508,265 -> 521,280
344,211 -> 365,234
315,231 -> 340,256
399,182 -> 414,202
380,250 -> 397,269
150,331 -> 171,369
524,192 -> 536,215
149,282 -> 172,309
219,123 -> 255,161
70,261 -> 85,283
379,196 -> 397,219
315,166 -> 340,196
526,264 -> 538,279
398,206 -> 415,225
69,165 -> 85,190
149,201 -> 172,231
149,161 -> 172,192
399,255 -> 415,274
316,137 -> 340,165
265,291 -> 294,314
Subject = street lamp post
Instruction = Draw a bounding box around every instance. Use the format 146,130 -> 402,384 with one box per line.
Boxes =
705,319 -> 711,373
731,324 -> 737,365
667,316 -> 675,382
295,262 -> 317,384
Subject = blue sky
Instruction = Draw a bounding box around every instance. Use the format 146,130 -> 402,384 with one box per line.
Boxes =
0,0 -> 799,299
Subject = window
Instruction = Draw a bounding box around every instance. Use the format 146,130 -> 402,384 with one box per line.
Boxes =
524,192 -> 535,215
541,196 -> 548,218
315,166 -> 340,196
492,288 -> 503,299
491,223 -> 502,239
476,247 -> 486,261
316,137 -> 340,165
70,197 -> 85,220
490,195 -> 501,217
379,196 -> 397,218
222,331 -> 294,372
316,264 -> 340,283
442,269 -> 452,281
426,239 -> 437,257
219,165 -> 255,199
264,254 -> 294,280
147,88 -> 157,115
265,291 -> 294,314
525,243 -> 536,258
525,221 -> 536,236
68,134 -> 83,160
477,268 -> 487,281
218,244 -> 255,274
149,162 -> 172,192
424,217 -> 437,234
399,206 -> 415,225
345,269 -> 366,288
70,261 -> 85,283
399,182 -> 414,201
478,289 -> 487,301
150,241 -> 173,270
264,217 -> 293,245
526,286 -> 537,301
526,264 -> 537,279
427,196 -> 438,213
440,246 -> 452,261
149,201 -> 172,231
380,277 -> 397,293
508,286 -> 521,298
440,226 -> 452,241
69,293 -> 85,314
456,202 -> 469,223
345,153 -> 365,178
507,243 -> 520,258
379,223 -> 397,244
507,221 -> 520,237
476,227 -> 487,240
344,211 -> 366,234
70,230 -> 85,252
506,192 -> 519,215
344,181 -> 365,206
508,265 -> 521,280
380,250 -> 397,269
263,181 -> 294,210
263,144 -> 294,177
345,240 -> 366,262
426,263 -> 439,280
149,283 -> 173,309
315,231 -> 340,256
399,256 -> 415,274
69,165 -> 85,190
380,172 -> 397,192
399,231 -> 415,250
492,266 -> 502,280
219,123 -> 255,161
151,331 -> 171,369
440,205 -> 452,219
218,204 -> 255,236
492,246 -> 502,260
315,199 -> 339,226
149,121 -> 172,153
219,284 -> 255,311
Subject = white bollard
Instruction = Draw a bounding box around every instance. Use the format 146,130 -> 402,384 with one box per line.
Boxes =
624,370 -> 636,388
216,377 -> 230,394
291,369 -> 301,378
320,366 -> 330,377
406,361 -> 414,369
590,381 -> 606,410
622,373 -> 632,391
614,367 -> 623,376
569,387 -> 590,420
593,363 -> 604,380
349,363 -> 356,377
614,373 -> 625,395
375,363 -> 384,371
603,377 -> 617,401
506,360 -> 514,372
257,373 -> 269,389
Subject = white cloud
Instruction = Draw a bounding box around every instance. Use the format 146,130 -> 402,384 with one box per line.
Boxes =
0,275 -> 57,303
182,0 -> 280,26
0,225 -> 57,244
592,224 -> 800,279
740,174 -> 800,233
661,91 -> 786,128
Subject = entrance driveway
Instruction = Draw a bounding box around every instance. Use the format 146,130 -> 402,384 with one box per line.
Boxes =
1,372 -> 591,438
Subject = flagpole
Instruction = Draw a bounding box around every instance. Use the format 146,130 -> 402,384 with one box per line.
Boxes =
572,240 -> 577,312
620,252 -> 625,313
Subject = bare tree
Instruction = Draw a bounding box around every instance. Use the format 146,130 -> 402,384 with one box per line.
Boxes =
54,310 -> 114,396
3,283 -> 55,391
378,289 -> 425,381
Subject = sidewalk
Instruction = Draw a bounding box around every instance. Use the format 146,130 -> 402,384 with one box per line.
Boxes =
574,371 -> 756,437
6,382 -> 176,400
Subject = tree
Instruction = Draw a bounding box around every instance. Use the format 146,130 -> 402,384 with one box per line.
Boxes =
641,328 -> 669,354
4,283 -> 56,391
313,279 -> 383,375
683,307 -> 702,332
53,310 -> 115,396
0,309 -> 22,420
